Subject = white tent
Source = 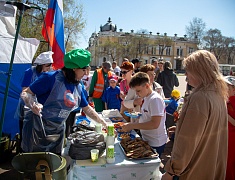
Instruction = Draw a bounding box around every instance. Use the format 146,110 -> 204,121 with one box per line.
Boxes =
0,2 -> 40,138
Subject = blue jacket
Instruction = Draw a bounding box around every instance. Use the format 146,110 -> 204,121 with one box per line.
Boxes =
102,86 -> 121,111
166,97 -> 179,115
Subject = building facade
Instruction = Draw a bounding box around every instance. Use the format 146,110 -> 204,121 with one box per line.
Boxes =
87,17 -> 199,71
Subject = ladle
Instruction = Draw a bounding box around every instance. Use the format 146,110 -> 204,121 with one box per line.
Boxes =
38,114 -> 60,142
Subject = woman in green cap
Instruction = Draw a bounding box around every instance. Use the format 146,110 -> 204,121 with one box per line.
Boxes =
20,49 -> 107,155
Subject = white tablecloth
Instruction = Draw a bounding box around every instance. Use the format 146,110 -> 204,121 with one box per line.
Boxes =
67,141 -> 162,180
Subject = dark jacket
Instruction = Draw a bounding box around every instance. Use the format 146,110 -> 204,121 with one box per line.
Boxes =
157,69 -> 179,98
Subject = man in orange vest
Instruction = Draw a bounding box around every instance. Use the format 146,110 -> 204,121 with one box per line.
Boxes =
89,61 -> 112,112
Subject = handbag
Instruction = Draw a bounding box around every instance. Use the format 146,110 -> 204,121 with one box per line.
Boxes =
68,130 -> 106,160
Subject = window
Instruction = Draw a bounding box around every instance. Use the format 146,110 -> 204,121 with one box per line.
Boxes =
188,47 -> 194,54
177,48 -> 183,56
153,46 -> 156,55
166,47 -> 171,55
148,46 -> 152,55
159,46 -> 163,55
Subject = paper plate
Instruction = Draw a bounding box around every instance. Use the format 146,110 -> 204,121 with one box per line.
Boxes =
109,117 -> 124,123
164,99 -> 171,105
124,111 -> 142,118
75,116 -> 90,126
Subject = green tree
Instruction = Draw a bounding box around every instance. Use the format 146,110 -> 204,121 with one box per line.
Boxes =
153,35 -> 173,59
118,33 -> 134,60
63,0 -> 86,51
99,38 -> 122,62
203,29 -> 235,63
185,17 -> 206,47
16,0 -> 86,58
223,37 -> 235,64
108,32 -> 149,61
203,29 -> 225,61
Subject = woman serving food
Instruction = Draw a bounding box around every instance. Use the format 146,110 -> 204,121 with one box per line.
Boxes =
21,49 -> 107,155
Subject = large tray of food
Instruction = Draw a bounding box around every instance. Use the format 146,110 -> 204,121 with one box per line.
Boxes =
119,137 -> 158,159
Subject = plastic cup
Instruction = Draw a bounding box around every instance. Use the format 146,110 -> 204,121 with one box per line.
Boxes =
106,145 -> 115,163
106,145 -> 115,158
95,123 -> 102,133
90,149 -> 99,162
107,124 -> 114,136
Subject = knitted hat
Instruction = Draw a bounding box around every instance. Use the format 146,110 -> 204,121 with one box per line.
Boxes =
64,49 -> 91,69
171,89 -> 181,99
34,51 -> 53,65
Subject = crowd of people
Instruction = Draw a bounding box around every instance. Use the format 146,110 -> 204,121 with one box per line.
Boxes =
18,48 -> 234,179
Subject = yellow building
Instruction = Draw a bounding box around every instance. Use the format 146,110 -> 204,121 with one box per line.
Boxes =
88,17 -> 199,71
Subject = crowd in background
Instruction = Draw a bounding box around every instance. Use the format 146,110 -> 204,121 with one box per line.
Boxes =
18,49 -> 234,180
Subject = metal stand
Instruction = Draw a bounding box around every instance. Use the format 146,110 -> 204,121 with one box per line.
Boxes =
0,2 -> 31,139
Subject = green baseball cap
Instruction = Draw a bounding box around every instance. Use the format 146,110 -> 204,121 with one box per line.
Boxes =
64,49 -> 91,69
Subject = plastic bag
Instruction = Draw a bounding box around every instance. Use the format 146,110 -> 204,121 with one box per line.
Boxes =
68,130 -> 105,160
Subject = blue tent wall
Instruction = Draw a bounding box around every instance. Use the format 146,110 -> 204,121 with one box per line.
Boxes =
0,63 -> 31,138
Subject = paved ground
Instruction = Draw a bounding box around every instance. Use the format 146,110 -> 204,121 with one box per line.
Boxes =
0,74 -> 185,178
159,138 -> 174,174
175,74 -> 187,97
159,74 -> 185,173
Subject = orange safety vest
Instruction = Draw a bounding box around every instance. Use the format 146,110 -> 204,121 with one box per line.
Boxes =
93,68 -> 112,98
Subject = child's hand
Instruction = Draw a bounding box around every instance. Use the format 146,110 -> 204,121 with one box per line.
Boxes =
120,93 -> 126,100
134,97 -> 143,106
121,123 -> 133,132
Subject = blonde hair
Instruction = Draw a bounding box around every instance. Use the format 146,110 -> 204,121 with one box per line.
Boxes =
182,50 -> 228,101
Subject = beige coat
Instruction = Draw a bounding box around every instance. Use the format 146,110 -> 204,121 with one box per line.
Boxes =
165,87 -> 228,180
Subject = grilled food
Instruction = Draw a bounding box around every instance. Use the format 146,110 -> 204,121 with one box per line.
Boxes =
120,137 -> 158,159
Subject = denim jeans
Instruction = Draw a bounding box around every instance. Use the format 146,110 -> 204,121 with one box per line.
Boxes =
151,143 -> 166,158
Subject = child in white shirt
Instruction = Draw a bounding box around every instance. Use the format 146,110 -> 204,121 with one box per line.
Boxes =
122,72 -> 167,157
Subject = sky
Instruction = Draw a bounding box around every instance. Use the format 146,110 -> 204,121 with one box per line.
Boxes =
77,0 -> 235,49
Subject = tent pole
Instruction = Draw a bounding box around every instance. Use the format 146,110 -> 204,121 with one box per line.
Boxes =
0,2 -> 30,139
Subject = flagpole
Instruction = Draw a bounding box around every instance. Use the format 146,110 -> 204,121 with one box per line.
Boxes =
0,2 -> 31,139
48,0 -> 51,51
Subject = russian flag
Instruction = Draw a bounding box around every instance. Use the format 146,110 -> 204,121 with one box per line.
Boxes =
42,0 -> 65,70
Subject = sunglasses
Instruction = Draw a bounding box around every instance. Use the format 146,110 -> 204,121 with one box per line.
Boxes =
121,70 -> 130,74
